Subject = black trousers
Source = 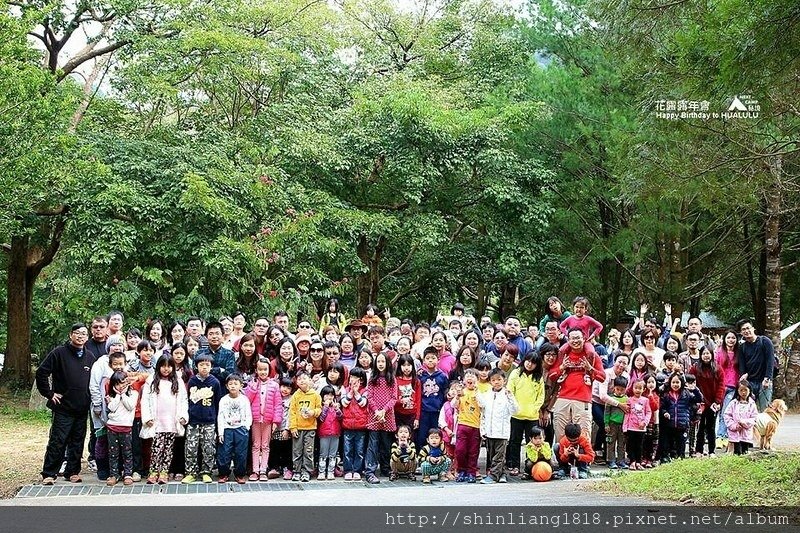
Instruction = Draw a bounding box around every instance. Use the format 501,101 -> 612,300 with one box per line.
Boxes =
506,418 -> 538,470
42,410 -> 88,478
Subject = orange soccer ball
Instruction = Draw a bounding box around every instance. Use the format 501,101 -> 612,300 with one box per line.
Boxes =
531,461 -> 553,482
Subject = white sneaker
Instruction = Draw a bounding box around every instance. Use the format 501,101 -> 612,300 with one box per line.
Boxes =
317,471 -> 326,481
327,472 -> 335,480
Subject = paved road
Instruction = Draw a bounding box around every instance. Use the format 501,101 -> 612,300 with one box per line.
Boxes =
5,413 -> 799,507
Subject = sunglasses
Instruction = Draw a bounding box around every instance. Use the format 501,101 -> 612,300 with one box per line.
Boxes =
298,324 -> 312,329
310,348 -> 324,352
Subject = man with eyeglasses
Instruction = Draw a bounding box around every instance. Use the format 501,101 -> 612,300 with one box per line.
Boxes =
234,318 -> 269,356
737,320 -> 775,410
36,323 -> 97,485
685,316 -> 716,353
536,320 -> 567,350
678,333 -> 702,373
84,316 -> 109,359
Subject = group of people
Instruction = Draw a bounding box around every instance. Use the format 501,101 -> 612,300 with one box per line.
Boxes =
35,296 -> 777,487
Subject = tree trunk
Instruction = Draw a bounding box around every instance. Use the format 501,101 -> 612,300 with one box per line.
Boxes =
764,156 -> 782,345
475,282 -> 488,319
3,236 -> 35,386
355,234 -> 387,314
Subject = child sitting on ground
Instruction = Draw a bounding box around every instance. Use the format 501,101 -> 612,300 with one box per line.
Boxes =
389,425 -> 417,481
554,423 -> 595,479
419,429 -> 452,484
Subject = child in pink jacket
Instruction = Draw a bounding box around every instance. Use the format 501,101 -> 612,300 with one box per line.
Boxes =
623,379 -> 651,470
723,381 -> 758,455
244,358 -> 283,480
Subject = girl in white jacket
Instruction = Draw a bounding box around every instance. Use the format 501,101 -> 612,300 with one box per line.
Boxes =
141,355 -> 188,484
105,371 -> 138,486
477,368 -> 519,484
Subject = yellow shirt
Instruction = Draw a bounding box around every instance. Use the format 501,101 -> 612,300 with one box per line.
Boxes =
288,388 -> 322,431
477,381 -> 491,394
458,388 -> 481,428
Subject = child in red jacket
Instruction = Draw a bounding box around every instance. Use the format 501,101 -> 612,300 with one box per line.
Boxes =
554,423 -> 595,479
341,367 -> 369,481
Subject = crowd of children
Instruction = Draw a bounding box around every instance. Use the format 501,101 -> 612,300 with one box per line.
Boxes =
50,297 -> 770,488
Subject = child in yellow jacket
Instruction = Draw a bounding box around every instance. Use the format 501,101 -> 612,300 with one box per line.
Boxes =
289,372 -> 322,482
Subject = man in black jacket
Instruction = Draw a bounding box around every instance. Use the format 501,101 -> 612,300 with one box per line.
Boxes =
36,323 -> 97,485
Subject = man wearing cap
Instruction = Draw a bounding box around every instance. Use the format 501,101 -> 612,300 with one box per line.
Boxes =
295,334 -> 312,363
345,319 -> 372,356
37,323 -> 97,485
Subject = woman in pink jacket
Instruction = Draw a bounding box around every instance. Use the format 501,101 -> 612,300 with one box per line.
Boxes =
244,358 -> 283,481
723,381 -> 758,455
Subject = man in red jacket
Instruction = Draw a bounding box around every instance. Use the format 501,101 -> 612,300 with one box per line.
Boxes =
548,328 -> 606,444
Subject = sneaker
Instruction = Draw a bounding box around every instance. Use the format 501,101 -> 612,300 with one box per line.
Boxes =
123,476 -> 133,486
146,473 -> 158,484
480,476 -> 495,484
317,471 -> 326,481
467,475 -> 476,483
131,472 -> 142,482
408,474 -> 416,482
291,472 -> 301,482
88,459 -> 97,472
157,472 -> 168,484
182,475 -> 196,484
422,475 -> 431,484
202,474 -> 213,483
249,473 -> 259,482
389,472 -> 398,481
508,468 -> 520,476
608,462 -> 618,469
709,453 -> 716,458
327,472 -> 335,480
236,477 -> 247,484
259,473 -> 269,481
218,476 -> 229,483
415,467 -> 422,475
439,473 -> 449,482
344,472 -> 353,481
106,477 -> 117,487
284,469 -> 294,481
353,473 -> 361,481
300,472 -> 310,482
267,469 -> 280,479
43,476 -> 56,485
366,474 -> 380,484
579,470 -> 589,479
456,472 -> 466,483
498,475 -> 507,483
635,463 -> 645,471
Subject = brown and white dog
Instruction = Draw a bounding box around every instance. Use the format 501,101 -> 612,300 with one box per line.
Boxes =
754,399 -> 788,450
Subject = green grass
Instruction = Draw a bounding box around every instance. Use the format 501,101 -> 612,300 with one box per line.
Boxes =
594,452 -> 800,505
0,405 -> 51,424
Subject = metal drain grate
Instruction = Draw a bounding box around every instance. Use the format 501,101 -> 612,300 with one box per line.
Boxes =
14,476 -> 525,498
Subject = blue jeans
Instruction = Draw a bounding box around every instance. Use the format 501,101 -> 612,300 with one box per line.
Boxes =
749,380 -> 773,411
342,430 -> 367,473
217,427 -> 248,478
365,430 -> 393,477
416,410 -> 440,450
717,386 -> 736,438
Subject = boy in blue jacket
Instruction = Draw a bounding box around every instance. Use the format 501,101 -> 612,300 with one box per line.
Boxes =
417,347 -> 450,450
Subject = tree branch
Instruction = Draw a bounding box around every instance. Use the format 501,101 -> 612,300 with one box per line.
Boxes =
58,39 -> 131,81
